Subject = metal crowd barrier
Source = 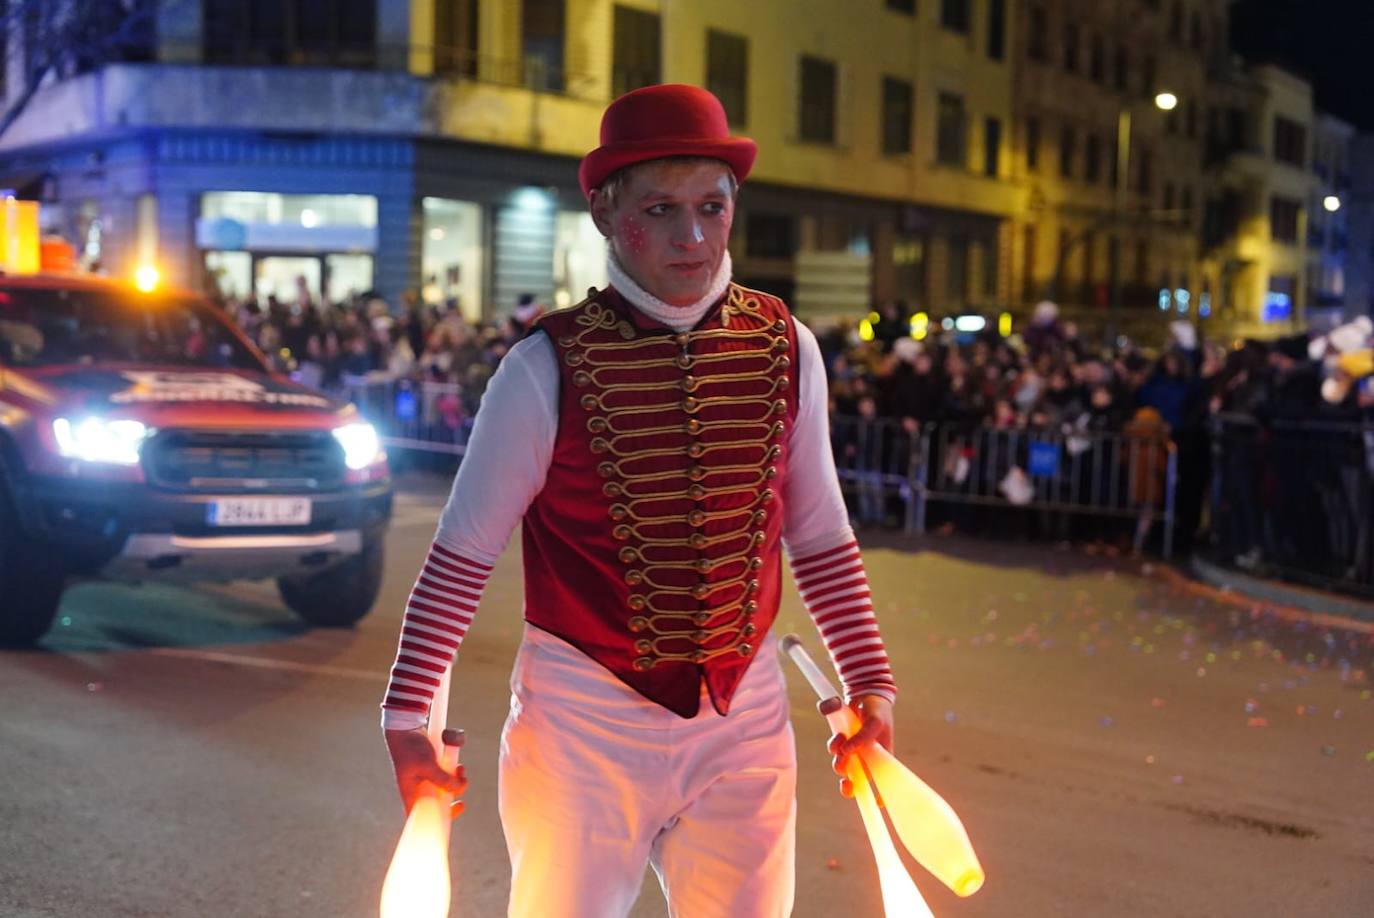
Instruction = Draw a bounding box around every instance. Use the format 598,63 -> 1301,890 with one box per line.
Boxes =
1209,414 -> 1374,597
829,416 -> 922,532
914,422 -> 1178,558
340,377 -> 471,456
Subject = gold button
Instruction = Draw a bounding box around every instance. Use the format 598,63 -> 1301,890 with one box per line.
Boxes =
633,655 -> 655,672
685,419 -> 702,435
676,354 -> 693,370
628,616 -> 649,632
690,650 -> 708,664
752,532 -> 767,546
760,488 -> 775,503
590,437 -> 610,454
635,639 -> 653,654
565,351 -> 585,367
764,466 -> 778,480
743,601 -> 758,616
692,630 -> 709,643
613,525 -> 632,541
573,371 -> 591,387
777,357 -> 791,371
688,484 -> 706,500
737,643 -> 754,657
598,462 -> 616,479
687,510 -> 706,527
688,465 -> 706,482
772,399 -> 787,415
604,482 -> 623,498
689,533 -> 708,549
558,334 -> 575,347
675,332 -> 692,347
693,611 -> 712,625
682,397 -> 700,413
767,445 -> 782,460
682,376 -> 699,393
609,504 -> 629,521
752,510 -> 768,525
777,373 -> 791,388
772,422 -> 786,438
618,322 -> 635,340
772,319 -> 787,333
746,579 -> 760,595
772,338 -> 788,352
749,557 -> 764,571
691,583 -> 711,600
694,558 -> 712,573
618,546 -> 638,564
688,442 -> 706,459
743,623 -> 758,637
581,394 -> 599,411
625,570 -> 644,585
588,417 -> 608,433
628,595 -> 647,611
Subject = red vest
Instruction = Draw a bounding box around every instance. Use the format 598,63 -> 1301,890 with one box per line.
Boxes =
523,284 -> 799,717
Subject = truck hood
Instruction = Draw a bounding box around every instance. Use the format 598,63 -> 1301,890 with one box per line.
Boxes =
12,365 -> 354,430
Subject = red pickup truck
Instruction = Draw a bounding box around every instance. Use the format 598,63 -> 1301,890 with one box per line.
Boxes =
0,273 -> 392,644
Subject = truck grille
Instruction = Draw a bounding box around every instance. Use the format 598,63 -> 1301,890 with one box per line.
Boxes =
145,431 -> 345,491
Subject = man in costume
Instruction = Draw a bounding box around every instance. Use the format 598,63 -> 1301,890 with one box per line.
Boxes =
381,84 -> 899,917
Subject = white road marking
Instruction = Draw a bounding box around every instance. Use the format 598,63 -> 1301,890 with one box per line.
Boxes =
147,647 -> 381,682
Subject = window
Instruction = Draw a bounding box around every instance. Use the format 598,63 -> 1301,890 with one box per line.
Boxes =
1180,186 -> 1193,220
1058,228 -> 1074,291
523,0 -> 565,91
1142,54 -> 1156,96
947,236 -> 969,302
882,77 -> 914,155
1273,117 -> 1306,167
1028,6 -> 1049,62
1135,239 -> 1148,285
1190,11 -> 1204,49
1063,23 -> 1079,73
1059,125 -> 1076,179
1090,34 -> 1105,83
798,56 -> 837,144
1169,2 -> 1184,41
1114,45 -> 1128,91
941,0 -> 970,33
886,0 -> 916,12
746,213 -> 796,258
987,0 -> 1006,60
1185,101 -> 1197,138
203,0 -> 378,67
1270,197 -> 1301,243
1136,145 -> 1152,194
1163,182 -> 1175,212
1084,133 -> 1101,183
612,5 -> 660,96
984,117 -> 1001,177
1022,224 -> 1037,300
936,92 -> 967,167
983,238 -> 999,295
434,0 -> 478,77
707,30 -> 748,126
1026,116 -> 1041,171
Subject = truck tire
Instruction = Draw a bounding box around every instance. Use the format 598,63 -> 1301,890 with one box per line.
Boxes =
0,488 -> 65,645
277,538 -> 384,627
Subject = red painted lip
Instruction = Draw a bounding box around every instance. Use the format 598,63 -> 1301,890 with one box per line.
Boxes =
667,261 -> 707,271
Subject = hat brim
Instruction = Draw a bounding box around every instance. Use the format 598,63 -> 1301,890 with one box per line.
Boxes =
579,137 -> 757,199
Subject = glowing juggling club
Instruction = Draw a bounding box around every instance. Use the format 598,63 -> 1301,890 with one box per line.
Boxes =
380,664 -> 464,918
779,634 -> 986,900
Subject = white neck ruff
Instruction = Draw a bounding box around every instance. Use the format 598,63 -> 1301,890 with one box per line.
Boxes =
607,250 -> 733,332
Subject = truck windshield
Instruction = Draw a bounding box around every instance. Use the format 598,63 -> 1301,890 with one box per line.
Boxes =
0,286 -> 266,371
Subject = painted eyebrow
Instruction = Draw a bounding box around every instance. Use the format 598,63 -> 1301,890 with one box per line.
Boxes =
635,189 -> 731,204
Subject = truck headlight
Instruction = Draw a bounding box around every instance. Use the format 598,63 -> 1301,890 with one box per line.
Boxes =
332,422 -> 383,470
52,417 -> 149,465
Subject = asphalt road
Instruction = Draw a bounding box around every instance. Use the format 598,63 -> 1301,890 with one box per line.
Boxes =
2,472 -> 1371,918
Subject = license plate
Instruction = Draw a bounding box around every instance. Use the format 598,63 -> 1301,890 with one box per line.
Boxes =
206,497 -> 312,527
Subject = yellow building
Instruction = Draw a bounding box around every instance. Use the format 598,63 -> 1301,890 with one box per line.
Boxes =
1009,0 -> 1225,343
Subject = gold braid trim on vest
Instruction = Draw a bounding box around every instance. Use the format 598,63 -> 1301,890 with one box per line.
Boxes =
557,285 -> 791,671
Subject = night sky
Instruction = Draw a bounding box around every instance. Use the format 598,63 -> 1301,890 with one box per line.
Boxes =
1231,0 -> 1374,130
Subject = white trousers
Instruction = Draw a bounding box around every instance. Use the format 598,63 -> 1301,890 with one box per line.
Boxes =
498,626 -> 797,918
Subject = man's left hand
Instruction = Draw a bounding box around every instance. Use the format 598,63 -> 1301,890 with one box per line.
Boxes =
826,694 -> 895,798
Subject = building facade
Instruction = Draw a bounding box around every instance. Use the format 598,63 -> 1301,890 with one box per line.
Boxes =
0,0 -> 1023,324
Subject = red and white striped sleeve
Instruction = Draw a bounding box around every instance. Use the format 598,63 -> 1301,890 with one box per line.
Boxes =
790,536 -> 897,704
381,542 -> 494,727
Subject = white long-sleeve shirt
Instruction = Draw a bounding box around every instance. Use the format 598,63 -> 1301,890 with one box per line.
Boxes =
382,268 -> 895,729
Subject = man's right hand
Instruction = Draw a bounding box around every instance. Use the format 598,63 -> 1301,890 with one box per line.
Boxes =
384,727 -> 468,816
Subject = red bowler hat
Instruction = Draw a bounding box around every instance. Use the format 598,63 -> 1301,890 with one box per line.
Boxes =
579,84 -> 757,199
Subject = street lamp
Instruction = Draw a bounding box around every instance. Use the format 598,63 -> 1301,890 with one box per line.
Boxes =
1107,90 -> 1180,348
1323,195 -> 1342,213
